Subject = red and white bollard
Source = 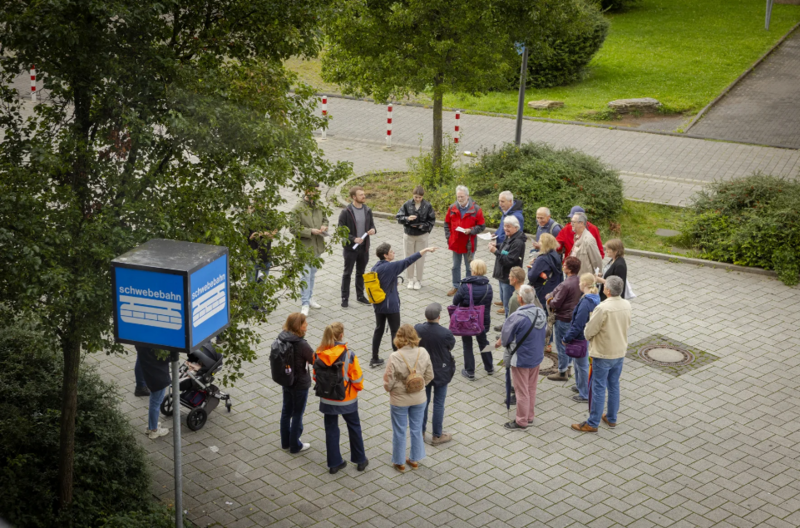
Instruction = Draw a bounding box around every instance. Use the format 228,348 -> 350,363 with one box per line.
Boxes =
321,95 -> 328,140
30,65 -> 36,102
454,110 -> 461,144
386,103 -> 393,148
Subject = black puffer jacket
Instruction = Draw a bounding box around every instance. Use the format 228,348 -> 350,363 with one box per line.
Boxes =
491,229 -> 527,283
396,199 -> 436,236
452,275 -> 493,330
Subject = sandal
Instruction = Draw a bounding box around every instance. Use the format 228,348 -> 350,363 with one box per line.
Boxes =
406,459 -> 419,470
393,463 -> 406,473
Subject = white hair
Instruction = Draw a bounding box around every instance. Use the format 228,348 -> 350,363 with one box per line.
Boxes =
503,216 -> 520,228
456,185 -> 469,197
499,190 -> 513,201
519,285 -> 537,305
606,276 -> 624,297
537,207 -> 551,216
572,212 -> 588,224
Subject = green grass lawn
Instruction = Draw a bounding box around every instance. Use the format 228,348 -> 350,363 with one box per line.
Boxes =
344,171 -> 697,257
289,0 -> 800,123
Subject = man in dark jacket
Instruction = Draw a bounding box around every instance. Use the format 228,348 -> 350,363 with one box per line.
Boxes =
546,256 -> 583,382
338,186 -> 377,308
415,303 -> 456,446
369,242 -> 437,368
135,346 -> 172,439
396,185 -> 436,290
490,216 -> 527,320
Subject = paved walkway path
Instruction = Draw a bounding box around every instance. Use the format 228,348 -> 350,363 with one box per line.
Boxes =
92,198 -> 800,527
319,97 -> 800,206
690,27 -> 800,149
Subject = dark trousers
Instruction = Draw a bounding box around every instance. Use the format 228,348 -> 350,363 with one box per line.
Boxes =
341,248 -> 369,301
280,388 -> 309,453
373,312 -> 401,360
324,411 -> 367,468
462,332 -> 493,374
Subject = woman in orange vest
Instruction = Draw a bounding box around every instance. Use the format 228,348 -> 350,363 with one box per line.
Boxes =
314,322 -> 369,474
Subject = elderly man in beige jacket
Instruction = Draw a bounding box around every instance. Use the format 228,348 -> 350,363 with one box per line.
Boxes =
571,276 -> 631,433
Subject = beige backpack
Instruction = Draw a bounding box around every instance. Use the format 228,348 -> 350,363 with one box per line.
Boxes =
400,349 -> 425,393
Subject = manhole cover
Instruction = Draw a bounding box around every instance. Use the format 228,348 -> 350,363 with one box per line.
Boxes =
640,346 -> 694,366
539,351 -> 559,377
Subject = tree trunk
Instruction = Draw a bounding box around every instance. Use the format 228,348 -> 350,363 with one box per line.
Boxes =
432,83 -> 443,182
57,321 -> 81,511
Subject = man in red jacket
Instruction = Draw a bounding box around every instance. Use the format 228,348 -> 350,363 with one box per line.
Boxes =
556,206 -> 604,259
444,185 -> 485,296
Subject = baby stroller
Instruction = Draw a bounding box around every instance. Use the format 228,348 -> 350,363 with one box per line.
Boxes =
160,342 -> 232,431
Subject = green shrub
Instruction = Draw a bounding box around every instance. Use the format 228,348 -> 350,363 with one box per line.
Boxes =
525,2 -> 609,88
682,174 -> 800,286
407,135 -> 464,190
462,142 -> 623,230
0,314 -> 156,527
600,0 -> 639,13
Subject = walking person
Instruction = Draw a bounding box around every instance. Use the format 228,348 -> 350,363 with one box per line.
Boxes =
135,345 -> 171,439
452,259 -> 494,380
415,303 -> 456,446
383,325 -> 434,472
277,313 -> 314,453
489,216 -> 527,319
572,276 -> 631,433
338,186 -> 377,307
570,212 -> 603,278
545,256 -> 583,382
314,322 -> 369,474
369,243 -> 438,368
595,239 -> 628,301
444,186 -> 485,296
556,206 -> 604,259
528,233 -> 563,310
561,273 -> 601,403
291,183 -> 328,316
396,185 -> 436,290
500,286 -> 547,430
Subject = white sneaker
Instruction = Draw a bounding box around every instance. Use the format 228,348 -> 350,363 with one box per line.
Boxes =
300,305 -> 309,316
309,301 -> 322,309
145,421 -> 162,435
413,281 -> 422,290
148,427 -> 169,439
407,280 -> 415,289
299,443 -> 311,452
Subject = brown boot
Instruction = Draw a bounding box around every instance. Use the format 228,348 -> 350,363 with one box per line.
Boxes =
447,288 -> 457,296
602,414 -> 617,428
393,463 -> 406,473
406,459 -> 419,470
497,307 -> 505,315
431,432 -> 452,445
571,422 -> 597,433
493,301 -> 503,306
546,371 -> 568,381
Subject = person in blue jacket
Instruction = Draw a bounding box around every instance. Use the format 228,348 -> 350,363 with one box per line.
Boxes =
452,259 -> 494,380
527,233 -> 563,309
493,191 -> 524,244
561,273 -> 601,402
370,243 -> 438,368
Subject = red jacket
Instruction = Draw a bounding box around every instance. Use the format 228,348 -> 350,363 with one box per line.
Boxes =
444,199 -> 485,254
556,222 -> 604,259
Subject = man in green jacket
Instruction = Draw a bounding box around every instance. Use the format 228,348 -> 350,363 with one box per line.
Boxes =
291,183 -> 328,316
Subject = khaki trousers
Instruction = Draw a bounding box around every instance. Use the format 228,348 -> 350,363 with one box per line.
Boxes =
403,233 -> 429,282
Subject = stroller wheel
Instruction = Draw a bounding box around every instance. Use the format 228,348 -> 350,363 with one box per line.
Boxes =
160,395 -> 174,417
186,408 -> 208,431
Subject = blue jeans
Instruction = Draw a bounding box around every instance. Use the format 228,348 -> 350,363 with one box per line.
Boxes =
499,282 -> 515,316
300,265 -> 317,306
134,355 -> 146,389
390,403 -> 426,465
423,384 -> 448,437
248,260 -> 271,284
462,333 -> 492,374
148,388 -> 166,430
451,251 -> 474,288
324,411 -> 367,468
588,358 -> 624,428
573,350 -> 590,399
280,388 -> 309,453
554,320 -> 573,373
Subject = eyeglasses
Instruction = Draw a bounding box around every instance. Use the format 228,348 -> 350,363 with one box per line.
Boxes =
570,221 -> 583,225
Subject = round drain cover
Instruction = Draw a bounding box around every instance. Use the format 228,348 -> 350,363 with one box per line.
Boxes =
639,345 -> 694,366
540,355 -> 556,370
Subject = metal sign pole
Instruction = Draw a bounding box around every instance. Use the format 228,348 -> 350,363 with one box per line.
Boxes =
171,355 -> 183,528
515,46 -> 529,146
766,0 -> 774,30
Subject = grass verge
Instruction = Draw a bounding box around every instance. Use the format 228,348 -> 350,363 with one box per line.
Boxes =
344,171 -> 697,257
289,0 -> 800,123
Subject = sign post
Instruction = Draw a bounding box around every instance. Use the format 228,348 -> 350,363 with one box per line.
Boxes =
515,44 -> 529,146
111,239 -> 231,528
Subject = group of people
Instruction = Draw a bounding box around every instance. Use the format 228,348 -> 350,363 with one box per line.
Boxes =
133,182 -> 633,474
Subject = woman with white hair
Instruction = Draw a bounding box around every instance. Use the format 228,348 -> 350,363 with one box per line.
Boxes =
570,212 -> 603,278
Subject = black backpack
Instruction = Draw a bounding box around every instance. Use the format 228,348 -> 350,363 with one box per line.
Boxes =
314,349 -> 349,400
269,338 -> 295,387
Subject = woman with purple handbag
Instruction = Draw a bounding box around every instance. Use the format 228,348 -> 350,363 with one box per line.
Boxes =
451,259 -> 493,380
562,273 -> 601,402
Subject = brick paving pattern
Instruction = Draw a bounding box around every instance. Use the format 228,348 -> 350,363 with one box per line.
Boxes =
91,198 -> 800,527
690,28 -> 800,149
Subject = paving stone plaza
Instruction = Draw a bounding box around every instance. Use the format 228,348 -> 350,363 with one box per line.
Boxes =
92,118 -> 800,525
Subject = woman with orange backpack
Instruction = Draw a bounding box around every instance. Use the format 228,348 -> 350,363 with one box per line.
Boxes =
314,322 -> 369,474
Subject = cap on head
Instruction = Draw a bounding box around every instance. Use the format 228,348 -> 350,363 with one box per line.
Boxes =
568,206 -> 585,218
425,302 -> 442,321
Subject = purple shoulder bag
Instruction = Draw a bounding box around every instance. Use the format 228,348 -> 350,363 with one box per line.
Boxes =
447,284 -> 486,336
565,339 -> 588,358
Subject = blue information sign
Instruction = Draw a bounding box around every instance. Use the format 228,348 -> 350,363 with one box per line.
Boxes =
116,267 -> 187,349
190,254 -> 228,347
